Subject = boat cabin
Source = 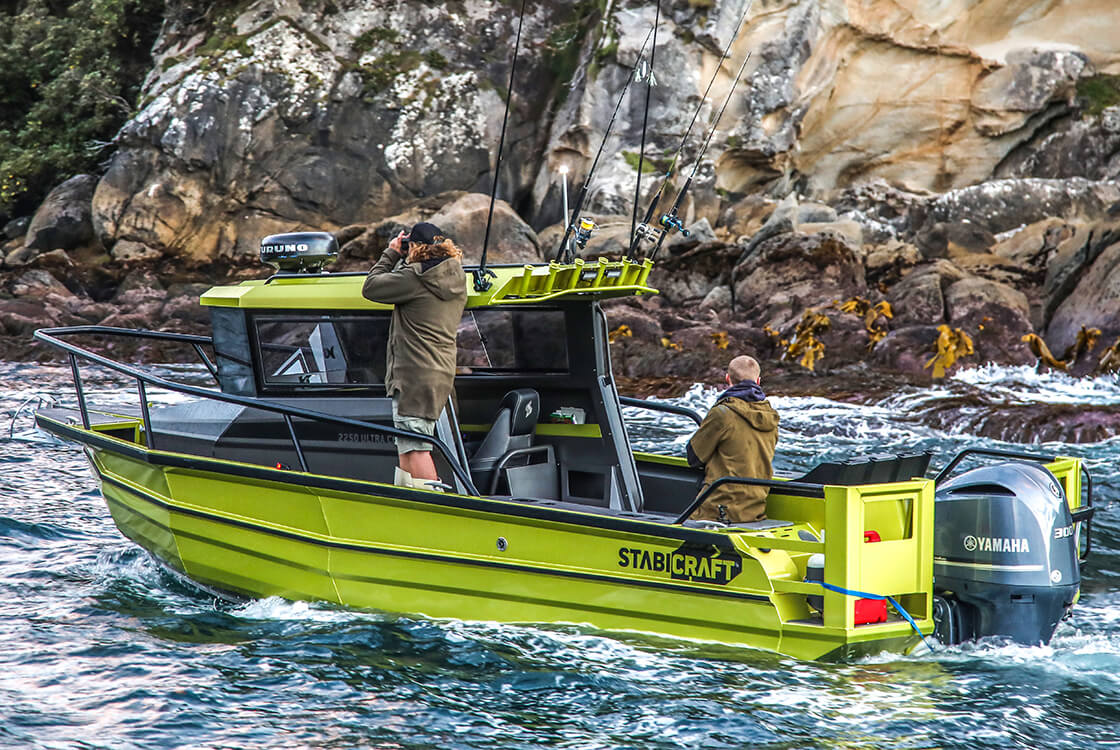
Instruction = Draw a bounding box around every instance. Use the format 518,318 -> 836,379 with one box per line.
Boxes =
170,257 -> 691,515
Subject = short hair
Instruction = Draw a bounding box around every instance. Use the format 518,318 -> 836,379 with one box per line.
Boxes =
728,355 -> 761,383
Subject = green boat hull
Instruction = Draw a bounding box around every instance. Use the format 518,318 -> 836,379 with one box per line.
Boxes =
46,413 -> 941,662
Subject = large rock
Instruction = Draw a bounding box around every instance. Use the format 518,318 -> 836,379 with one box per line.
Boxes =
871,325 -> 944,377
1047,239 -> 1120,346
944,276 -> 1034,364
91,2 -> 577,263
888,261 -> 966,327
427,193 -> 540,265
913,178 -> 1120,238
970,49 -> 1085,137
997,104 -> 1120,182
733,231 -> 866,331
25,175 -> 97,252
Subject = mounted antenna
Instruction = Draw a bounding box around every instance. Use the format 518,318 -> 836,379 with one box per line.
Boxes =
475,0 -> 528,292
554,21 -> 658,263
558,164 -> 570,223
648,47 -> 753,263
628,1 -> 660,255
629,0 -> 755,258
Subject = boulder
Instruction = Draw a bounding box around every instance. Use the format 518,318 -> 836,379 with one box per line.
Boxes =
1042,223 -> 1120,327
733,231 -> 866,331
798,219 -> 862,248
970,49 -> 1085,137
162,294 -> 210,325
870,325 -> 943,377
427,193 -> 540,265
1047,239 -> 1120,346
3,216 -> 29,240
944,276 -> 1034,365
815,313 -> 873,371
25,175 -> 97,252
10,269 -> 73,300
111,239 -> 163,262
997,104 -> 1120,182
0,298 -> 61,335
888,262 -> 964,330
915,179 -> 1120,238
602,304 -> 663,342
667,217 -> 717,253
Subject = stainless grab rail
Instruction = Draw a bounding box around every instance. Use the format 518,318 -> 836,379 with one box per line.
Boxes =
34,325 -> 481,496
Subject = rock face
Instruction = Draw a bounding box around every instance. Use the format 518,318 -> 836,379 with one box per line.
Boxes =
91,1 -> 581,263
76,0 -> 1120,266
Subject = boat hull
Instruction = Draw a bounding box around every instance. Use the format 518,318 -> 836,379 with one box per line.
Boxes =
40,412 -> 933,662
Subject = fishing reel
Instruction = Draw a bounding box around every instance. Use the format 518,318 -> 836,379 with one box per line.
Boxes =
658,213 -> 690,237
632,222 -> 661,248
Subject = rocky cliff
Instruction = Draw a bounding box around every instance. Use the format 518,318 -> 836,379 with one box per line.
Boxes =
3,0 -> 1120,380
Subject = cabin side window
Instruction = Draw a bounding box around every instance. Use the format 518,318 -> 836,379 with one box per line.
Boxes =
250,307 -> 567,392
457,309 -> 568,374
253,314 -> 390,390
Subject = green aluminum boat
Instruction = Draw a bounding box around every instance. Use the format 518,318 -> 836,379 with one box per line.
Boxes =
33,241 -> 1093,660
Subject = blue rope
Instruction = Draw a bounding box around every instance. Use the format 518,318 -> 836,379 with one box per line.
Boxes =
814,581 -> 938,651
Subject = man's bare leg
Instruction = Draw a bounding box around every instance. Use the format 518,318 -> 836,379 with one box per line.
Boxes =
401,450 -> 439,482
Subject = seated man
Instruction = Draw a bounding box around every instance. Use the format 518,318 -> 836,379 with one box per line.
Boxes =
687,355 -> 780,523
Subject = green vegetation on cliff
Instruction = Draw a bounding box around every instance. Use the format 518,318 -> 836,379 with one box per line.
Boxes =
0,0 -> 163,221
1077,74 -> 1120,118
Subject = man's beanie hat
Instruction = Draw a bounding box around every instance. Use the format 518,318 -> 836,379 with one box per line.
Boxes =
409,222 -> 443,245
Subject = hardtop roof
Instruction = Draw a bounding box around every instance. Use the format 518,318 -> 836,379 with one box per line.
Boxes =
201,259 -> 656,310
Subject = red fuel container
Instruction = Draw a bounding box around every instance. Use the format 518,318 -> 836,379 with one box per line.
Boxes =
854,597 -> 889,624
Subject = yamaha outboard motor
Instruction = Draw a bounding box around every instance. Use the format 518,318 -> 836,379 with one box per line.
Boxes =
933,462 -> 1080,645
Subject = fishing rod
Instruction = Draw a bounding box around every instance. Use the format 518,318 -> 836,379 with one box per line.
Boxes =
628,0 -> 755,259
475,0 -> 528,293
629,1 -> 660,247
554,21 -> 658,263
647,46 -> 753,264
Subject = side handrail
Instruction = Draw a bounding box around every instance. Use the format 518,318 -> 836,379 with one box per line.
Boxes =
34,326 -> 481,496
618,396 -> 704,427
39,325 -> 220,382
674,476 -> 826,524
935,446 -> 1093,562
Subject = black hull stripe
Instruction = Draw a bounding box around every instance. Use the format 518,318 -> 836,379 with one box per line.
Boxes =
39,414 -> 736,548
98,473 -> 770,605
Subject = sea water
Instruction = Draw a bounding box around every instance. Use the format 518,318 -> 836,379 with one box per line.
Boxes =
2,362 -> 1118,749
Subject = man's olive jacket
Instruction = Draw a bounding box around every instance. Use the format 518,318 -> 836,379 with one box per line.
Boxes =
687,396 -> 780,523
361,247 -> 467,420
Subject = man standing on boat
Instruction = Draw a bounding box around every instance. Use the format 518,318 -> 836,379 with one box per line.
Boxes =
687,355 -> 780,523
362,222 -> 467,489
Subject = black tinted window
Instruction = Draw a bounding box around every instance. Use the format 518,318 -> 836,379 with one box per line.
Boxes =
255,314 -> 389,389
457,309 -> 567,373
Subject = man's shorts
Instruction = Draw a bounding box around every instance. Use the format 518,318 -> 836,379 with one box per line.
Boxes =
391,395 -> 436,455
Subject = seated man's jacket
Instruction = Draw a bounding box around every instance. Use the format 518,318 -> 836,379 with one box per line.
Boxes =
687,381 -> 780,523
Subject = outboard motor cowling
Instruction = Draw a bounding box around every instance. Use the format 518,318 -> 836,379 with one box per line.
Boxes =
933,462 -> 1079,645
